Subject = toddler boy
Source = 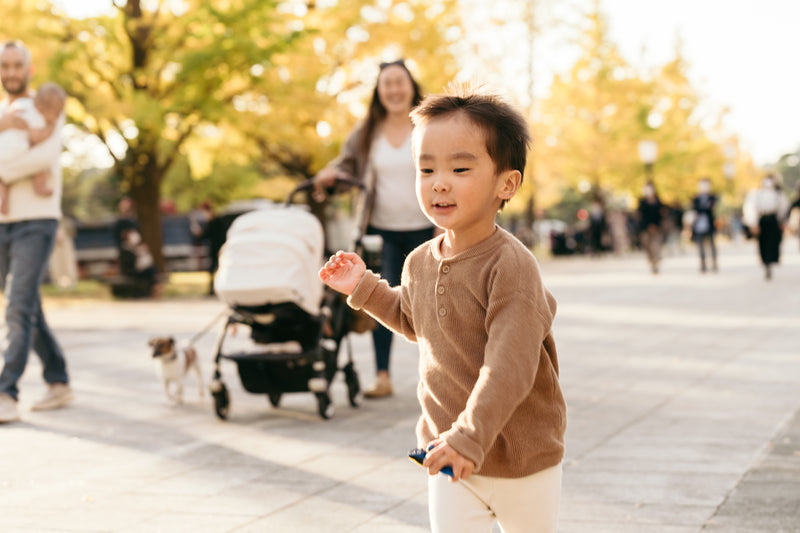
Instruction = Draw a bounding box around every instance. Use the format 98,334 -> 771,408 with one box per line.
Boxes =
320,87 -> 566,533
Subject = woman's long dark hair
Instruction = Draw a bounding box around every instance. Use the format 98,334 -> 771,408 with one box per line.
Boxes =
359,59 -> 424,157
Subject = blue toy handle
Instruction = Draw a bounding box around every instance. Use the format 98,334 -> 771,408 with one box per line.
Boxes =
408,445 -> 454,478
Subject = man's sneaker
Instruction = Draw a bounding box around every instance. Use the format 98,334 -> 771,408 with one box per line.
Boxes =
0,393 -> 19,423
31,383 -> 74,411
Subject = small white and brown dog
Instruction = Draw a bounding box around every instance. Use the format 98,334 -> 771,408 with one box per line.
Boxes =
149,337 -> 204,404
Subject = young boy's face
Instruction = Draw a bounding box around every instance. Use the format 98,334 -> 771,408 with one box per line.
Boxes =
414,111 -> 517,241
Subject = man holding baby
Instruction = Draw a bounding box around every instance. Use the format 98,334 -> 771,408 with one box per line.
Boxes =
0,39 -> 72,423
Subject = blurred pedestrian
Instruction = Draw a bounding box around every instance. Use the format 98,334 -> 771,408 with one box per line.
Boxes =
665,201 -> 685,255
607,207 -> 630,254
690,177 -> 718,273
588,200 -> 607,255
190,200 -> 214,290
0,40 -> 72,423
113,196 -> 158,296
743,174 -> 789,280
314,59 -> 434,399
637,181 -> 664,274
790,183 -> 800,250
190,200 -> 213,241
48,216 -> 78,288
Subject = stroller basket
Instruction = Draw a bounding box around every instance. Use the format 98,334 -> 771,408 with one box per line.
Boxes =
231,302 -> 323,353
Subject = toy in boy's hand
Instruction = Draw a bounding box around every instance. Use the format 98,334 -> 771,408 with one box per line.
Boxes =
408,445 -> 454,477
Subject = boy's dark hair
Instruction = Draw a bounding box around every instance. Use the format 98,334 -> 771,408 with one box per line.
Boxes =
410,86 -> 531,208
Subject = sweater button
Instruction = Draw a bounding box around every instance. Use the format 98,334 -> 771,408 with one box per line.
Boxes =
442,265 -> 450,273
438,307 -> 447,316
437,286 -> 445,294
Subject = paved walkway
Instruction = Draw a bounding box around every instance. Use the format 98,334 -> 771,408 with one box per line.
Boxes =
1,238 -> 799,532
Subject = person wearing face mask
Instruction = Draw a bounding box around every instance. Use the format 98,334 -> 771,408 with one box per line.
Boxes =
742,174 -> 789,280
637,180 -> 665,274
314,60 -> 435,398
690,177 -> 718,273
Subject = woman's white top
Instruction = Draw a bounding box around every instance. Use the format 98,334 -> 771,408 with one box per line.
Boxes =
368,133 -> 431,231
742,187 -> 789,227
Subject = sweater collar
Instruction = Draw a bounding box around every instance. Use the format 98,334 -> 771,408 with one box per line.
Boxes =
429,225 -> 508,262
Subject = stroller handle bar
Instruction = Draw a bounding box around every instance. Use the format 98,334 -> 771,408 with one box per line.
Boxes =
285,177 -> 367,206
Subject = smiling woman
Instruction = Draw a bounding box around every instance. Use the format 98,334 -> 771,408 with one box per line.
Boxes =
313,59 -> 434,399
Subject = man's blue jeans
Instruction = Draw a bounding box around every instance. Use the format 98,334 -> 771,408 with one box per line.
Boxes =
0,219 -> 68,401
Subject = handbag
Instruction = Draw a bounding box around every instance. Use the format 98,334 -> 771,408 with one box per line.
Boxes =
693,212 -> 710,234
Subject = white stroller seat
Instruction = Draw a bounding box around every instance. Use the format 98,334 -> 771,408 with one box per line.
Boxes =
214,206 -> 324,315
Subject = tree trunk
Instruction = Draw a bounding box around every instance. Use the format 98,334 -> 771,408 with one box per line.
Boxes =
132,181 -> 165,275
123,151 -> 165,274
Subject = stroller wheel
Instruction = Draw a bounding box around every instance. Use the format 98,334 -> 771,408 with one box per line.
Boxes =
343,362 -> 361,408
212,381 -> 230,420
348,390 -> 363,408
315,392 -> 334,420
268,392 -> 282,407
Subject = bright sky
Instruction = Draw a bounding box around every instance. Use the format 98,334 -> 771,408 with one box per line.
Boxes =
52,0 -> 799,166
597,0 -> 799,165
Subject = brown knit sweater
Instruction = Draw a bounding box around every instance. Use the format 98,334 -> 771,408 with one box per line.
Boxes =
348,226 -> 566,478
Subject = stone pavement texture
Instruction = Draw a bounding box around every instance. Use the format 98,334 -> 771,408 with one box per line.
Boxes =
1,238 -> 799,532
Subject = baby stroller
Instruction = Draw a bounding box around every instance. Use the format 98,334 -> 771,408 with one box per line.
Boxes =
208,178 -> 370,420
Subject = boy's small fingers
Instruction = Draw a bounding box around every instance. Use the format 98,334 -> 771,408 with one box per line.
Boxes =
421,453 -> 434,468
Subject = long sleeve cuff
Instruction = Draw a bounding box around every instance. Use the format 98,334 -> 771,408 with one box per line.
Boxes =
346,270 -> 381,310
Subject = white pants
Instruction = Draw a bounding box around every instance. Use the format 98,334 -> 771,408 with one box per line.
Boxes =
428,463 -> 562,533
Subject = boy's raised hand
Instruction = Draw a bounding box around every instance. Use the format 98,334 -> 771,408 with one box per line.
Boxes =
318,251 -> 366,296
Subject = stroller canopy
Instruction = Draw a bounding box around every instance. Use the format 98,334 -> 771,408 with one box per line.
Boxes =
214,206 -> 324,315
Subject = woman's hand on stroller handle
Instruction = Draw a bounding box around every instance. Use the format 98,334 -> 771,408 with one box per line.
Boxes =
312,168 -> 355,202
313,168 -> 349,189
319,251 -> 366,295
